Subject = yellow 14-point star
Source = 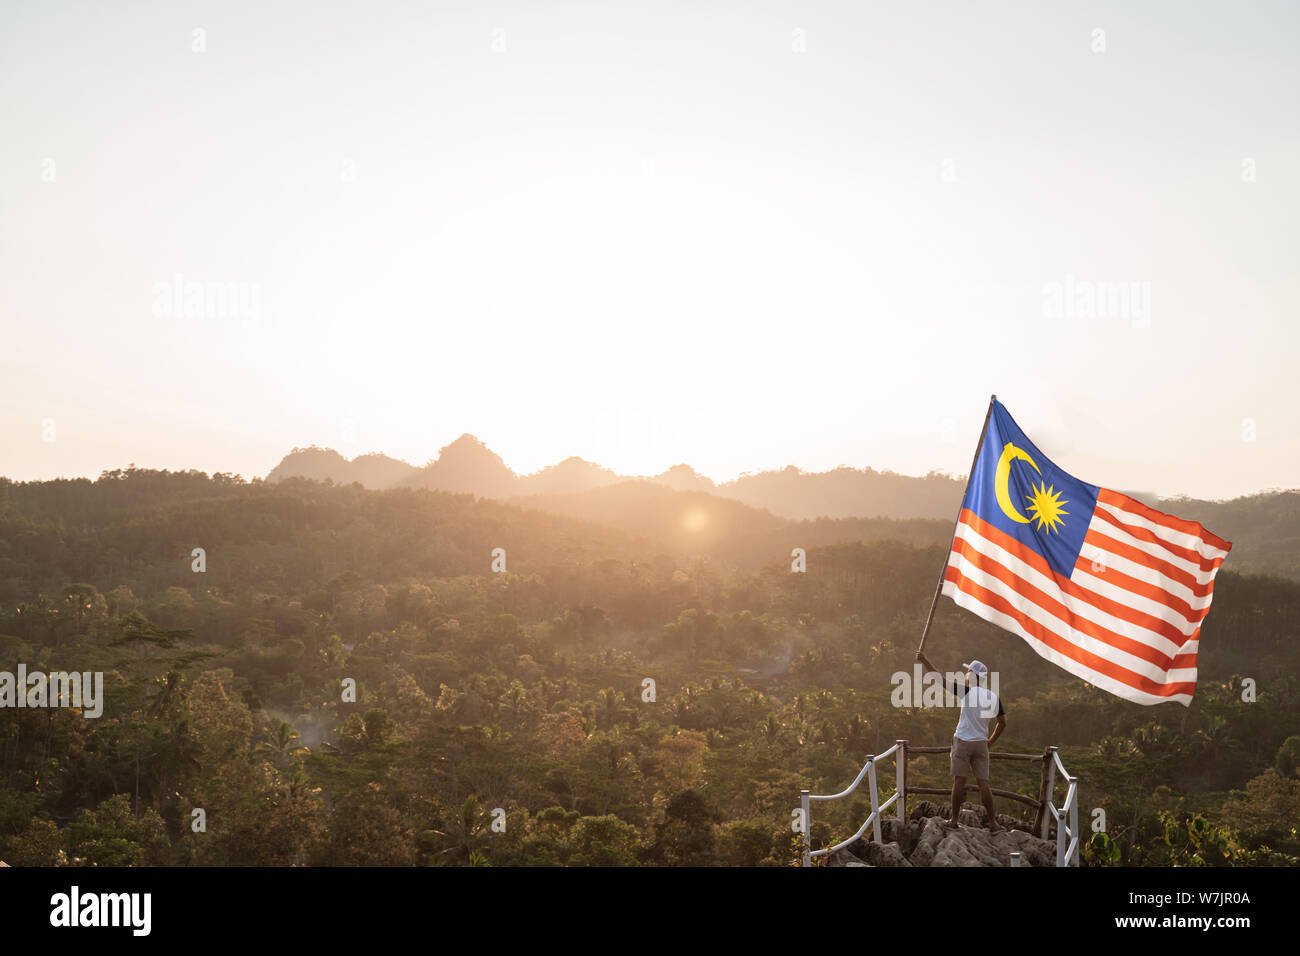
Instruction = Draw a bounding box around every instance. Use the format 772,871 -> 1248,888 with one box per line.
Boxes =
1026,481 -> 1069,533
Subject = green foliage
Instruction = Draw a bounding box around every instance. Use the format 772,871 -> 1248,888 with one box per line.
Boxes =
1218,769 -> 1300,854
1162,811 -> 1233,866
0,468 -> 1297,866
1276,735 -> 1300,778
1157,809 -> 1299,867
1083,831 -> 1121,866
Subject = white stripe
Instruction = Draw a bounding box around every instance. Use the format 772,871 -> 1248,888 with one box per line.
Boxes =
1079,541 -> 1214,611
942,580 -> 1193,707
1086,515 -> 1218,583
1068,565 -> 1205,633
1095,499 -> 1229,561
946,548 -> 1188,682
953,520 -> 1193,652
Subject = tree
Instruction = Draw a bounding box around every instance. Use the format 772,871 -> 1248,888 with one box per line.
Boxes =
4,818 -> 64,866
316,781 -> 412,866
256,719 -> 309,768
717,819 -> 776,866
1276,736 -> 1300,778
568,815 -> 640,866
111,610 -> 192,655
1220,770 -> 1300,854
655,730 -> 708,793
647,789 -> 719,865
63,794 -> 168,866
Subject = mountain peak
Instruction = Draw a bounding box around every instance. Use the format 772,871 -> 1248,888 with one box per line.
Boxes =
441,433 -> 487,451
266,437 -> 968,519
653,464 -> 716,492
267,448 -> 417,488
412,434 -> 515,496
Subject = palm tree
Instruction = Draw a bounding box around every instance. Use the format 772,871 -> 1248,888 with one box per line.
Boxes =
256,719 -> 308,768
845,714 -> 871,753
597,688 -> 624,729
1192,715 -> 1234,761
504,683 -> 528,728
443,794 -> 486,864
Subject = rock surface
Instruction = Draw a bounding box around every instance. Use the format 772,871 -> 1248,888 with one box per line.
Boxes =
826,801 -> 1059,867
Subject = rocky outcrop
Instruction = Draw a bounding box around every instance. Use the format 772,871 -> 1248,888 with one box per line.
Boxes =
827,801 -> 1059,867
267,447 -> 417,489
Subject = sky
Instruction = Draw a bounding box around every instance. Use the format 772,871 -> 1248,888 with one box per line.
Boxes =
1,1 -> 1296,500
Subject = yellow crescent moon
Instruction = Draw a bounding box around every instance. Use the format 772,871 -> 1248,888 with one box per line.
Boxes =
995,442 -> 1041,524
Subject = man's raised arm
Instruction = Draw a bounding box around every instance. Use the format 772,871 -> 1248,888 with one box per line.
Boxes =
917,652 -> 963,697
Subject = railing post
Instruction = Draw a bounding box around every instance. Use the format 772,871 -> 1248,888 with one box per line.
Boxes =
866,759 -> 881,844
800,789 -> 811,867
1068,777 -> 1079,867
895,739 -> 907,823
1043,746 -> 1058,840
1033,746 -> 1050,836
1055,806 -> 1066,867
798,743 -> 1079,869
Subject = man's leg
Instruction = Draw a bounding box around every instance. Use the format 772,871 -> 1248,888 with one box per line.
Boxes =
976,778 -> 1000,830
950,775 -> 966,824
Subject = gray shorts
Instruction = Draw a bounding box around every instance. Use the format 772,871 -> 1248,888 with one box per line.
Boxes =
951,735 -> 989,780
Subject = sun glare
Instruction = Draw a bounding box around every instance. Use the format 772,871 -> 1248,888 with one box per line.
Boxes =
682,508 -> 710,533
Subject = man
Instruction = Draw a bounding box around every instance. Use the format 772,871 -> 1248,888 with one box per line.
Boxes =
916,651 -> 1006,832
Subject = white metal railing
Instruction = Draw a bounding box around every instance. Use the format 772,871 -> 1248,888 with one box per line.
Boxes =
1043,745 -> 1080,867
800,740 -> 1080,867
800,740 -> 905,867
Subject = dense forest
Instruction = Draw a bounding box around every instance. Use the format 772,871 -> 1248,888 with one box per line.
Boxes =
0,470 -> 1297,866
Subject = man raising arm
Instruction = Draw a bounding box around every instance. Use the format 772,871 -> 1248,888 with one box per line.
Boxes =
916,651 -> 1006,832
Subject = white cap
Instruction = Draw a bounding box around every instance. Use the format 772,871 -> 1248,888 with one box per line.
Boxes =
963,660 -> 989,676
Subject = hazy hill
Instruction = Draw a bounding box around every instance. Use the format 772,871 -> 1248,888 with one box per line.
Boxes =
0,470 -> 644,600
653,464 -> 717,493
717,465 -> 963,520
265,437 -> 966,520
266,447 -> 417,488
505,482 -> 788,570
401,434 -> 517,497
517,457 -> 623,496
505,481 -> 952,570
263,439 -> 1300,579
348,453 -> 421,489
1155,490 -> 1300,580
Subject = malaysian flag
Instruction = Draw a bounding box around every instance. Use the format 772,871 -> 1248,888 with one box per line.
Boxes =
939,399 -> 1232,706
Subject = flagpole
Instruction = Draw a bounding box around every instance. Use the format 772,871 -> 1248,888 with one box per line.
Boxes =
916,393 -> 997,656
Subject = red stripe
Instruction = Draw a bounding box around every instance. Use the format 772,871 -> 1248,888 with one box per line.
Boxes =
1071,554 -> 1206,624
943,565 -> 1197,698
958,509 -> 1203,644
1083,527 -> 1214,596
1098,488 -> 1232,553
1092,508 -> 1225,573
949,534 -> 1195,670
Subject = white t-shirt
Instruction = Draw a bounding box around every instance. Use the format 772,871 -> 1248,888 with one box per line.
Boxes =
953,682 -> 1003,742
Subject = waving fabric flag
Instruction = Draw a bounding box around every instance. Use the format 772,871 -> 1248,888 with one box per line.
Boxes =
941,399 -> 1232,706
